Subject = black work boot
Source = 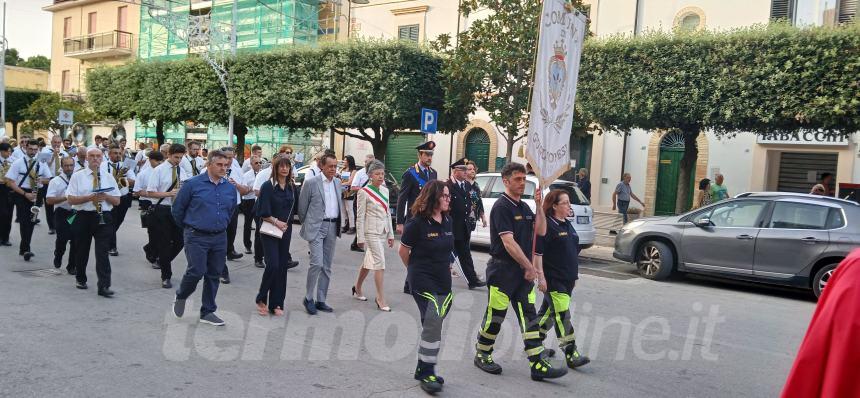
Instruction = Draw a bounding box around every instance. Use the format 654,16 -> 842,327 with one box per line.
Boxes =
473,350 -> 502,375
564,344 -> 591,369
414,360 -> 443,395
530,358 -> 568,381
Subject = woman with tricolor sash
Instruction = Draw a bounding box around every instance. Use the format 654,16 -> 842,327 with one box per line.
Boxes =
352,160 -> 395,312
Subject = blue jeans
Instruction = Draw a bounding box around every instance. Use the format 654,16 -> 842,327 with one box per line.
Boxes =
617,200 -> 630,225
176,229 -> 227,316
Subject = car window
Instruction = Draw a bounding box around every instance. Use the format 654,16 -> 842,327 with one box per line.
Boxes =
475,176 -> 493,197
695,200 -> 766,228
523,181 -> 536,199
769,202 -> 831,230
484,176 -> 535,199
827,208 -> 845,229
548,184 -> 590,205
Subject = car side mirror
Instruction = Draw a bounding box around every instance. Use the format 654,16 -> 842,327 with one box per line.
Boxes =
694,218 -> 713,228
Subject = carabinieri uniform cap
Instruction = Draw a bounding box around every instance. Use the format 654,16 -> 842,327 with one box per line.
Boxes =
416,141 -> 436,155
450,157 -> 468,170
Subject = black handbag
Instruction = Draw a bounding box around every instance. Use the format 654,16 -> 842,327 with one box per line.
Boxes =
141,179 -> 176,228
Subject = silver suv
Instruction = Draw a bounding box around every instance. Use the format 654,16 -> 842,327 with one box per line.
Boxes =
613,192 -> 860,297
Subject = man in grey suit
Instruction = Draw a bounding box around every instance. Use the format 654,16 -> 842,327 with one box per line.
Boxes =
297,153 -> 342,315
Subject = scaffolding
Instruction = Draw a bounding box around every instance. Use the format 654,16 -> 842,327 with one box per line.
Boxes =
135,0 -> 323,153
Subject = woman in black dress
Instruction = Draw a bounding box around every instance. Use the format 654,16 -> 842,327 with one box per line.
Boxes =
534,189 -> 590,369
398,180 -> 453,394
254,156 -> 297,316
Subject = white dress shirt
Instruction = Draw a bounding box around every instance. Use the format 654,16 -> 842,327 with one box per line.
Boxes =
227,162 -> 243,204
242,169 -> 259,200
10,147 -> 26,162
5,156 -> 52,190
322,176 -> 339,218
106,160 -> 137,196
67,167 -> 120,211
41,147 -> 69,177
46,173 -> 73,211
146,162 -> 187,206
179,154 -> 205,177
253,167 -> 272,192
133,167 -> 151,195
351,168 -> 369,189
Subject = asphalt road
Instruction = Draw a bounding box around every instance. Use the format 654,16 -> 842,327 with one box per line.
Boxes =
0,207 -> 815,397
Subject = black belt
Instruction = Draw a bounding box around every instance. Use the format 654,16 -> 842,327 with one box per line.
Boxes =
156,204 -> 172,208
322,217 -> 339,223
189,227 -> 225,235
76,210 -> 101,215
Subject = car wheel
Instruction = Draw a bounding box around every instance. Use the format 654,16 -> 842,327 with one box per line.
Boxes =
635,241 -> 675,281
812,263 -> 838,298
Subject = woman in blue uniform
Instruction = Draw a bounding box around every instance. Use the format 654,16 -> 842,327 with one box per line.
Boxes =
534,189 -> 590,369
398,180 -> 453,394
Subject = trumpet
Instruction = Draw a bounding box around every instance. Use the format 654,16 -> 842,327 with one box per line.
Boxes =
28,164 -> 40,223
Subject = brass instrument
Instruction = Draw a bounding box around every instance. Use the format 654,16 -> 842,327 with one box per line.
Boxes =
68,123 -> 89,146
94,172 -> 106,225
113,163 -> 129,189
110,125 -> 126,144
28,159 -> 40,223
0,159 -> 10,186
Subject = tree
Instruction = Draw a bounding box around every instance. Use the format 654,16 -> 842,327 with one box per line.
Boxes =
20,55 -> 51,71
20,93 -> 98,137
4,48 -> 22,66
5,89 -> 45,138
87,59 -> 228,146
578,24 -> 860,213
229,41 -> 469,160
438,0 -> 583,161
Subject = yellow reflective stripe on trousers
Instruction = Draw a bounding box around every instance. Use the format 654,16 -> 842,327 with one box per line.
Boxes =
440,292 -> 453,318
549,291 -> 571,313
525,346 -> 545,357
517,302 -> 527,332
476,343 -> 493,352
523,331 -> 541,340
479,329 -> 496,340
528,285 -> 536,305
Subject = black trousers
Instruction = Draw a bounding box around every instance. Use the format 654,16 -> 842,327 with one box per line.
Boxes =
13,190 -> 37,254
54,207 -> 76,272
39,185 -> 54,230
0,186 -> 13,242
454,232 -> 480,285
241,199 -> 255,250
72,211 -> 113,289
109,193 -> 133,250
256,230 -> 293,311
153,205 -> 184,281
227,206 -> 239,254
140,200 -> 158,261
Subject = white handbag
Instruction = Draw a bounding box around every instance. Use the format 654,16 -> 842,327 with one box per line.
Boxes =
260,220 -> 284,239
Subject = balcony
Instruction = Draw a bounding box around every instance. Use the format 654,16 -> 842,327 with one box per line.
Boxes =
64,30 -> 134,60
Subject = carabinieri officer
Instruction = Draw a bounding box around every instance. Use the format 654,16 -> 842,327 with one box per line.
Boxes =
473,162 -> 567,381
534,189 -> 591,370
398,180 -> 453,395
171,149 -> 238,327
396,140 -> 437,294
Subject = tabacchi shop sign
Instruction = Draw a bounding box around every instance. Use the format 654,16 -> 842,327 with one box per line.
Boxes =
757,132 -> 850,146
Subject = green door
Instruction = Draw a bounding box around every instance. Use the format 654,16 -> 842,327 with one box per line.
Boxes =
655,148 -> 696,216
385,133 -> 426,184
464,128 -> 491,172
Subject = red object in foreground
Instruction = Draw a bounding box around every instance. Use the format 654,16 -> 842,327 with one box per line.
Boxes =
781,249 -> 860,398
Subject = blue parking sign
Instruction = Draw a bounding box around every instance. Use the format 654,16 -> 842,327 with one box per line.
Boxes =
420,108 -> 438,134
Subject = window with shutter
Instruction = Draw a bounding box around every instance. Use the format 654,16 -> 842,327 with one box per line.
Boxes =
838,0 -> 858,23
770,0 -> 796,22
398,24 -> 420,42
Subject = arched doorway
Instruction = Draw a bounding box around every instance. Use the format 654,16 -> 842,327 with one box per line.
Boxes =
655,132 -> 696,215
465,128 -> 490,172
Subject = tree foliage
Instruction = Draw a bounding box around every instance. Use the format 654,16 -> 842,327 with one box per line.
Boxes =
20,93 -> 98,136
87,58 -> 228,145
20,55 -> 51,71
229,41 -> 469,159
5,89 -> 45,138
438,0 -> 583,161
577,23 -> 860,212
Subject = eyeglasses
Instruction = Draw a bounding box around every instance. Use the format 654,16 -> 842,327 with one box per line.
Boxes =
253,162 -> 262,165
441,194 -> 451,200
285,152 -> 293,155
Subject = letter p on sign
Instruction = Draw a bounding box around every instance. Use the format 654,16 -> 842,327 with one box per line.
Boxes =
420,108 -> 438,134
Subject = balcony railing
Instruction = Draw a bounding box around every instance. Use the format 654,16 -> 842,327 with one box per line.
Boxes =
64,30 -> 134,59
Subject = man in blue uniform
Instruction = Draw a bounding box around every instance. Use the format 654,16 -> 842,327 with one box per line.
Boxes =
447,157 -> 485,289
396,141 -> 437,293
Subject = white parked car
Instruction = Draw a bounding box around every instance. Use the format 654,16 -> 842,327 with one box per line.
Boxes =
470,173 -> 595,249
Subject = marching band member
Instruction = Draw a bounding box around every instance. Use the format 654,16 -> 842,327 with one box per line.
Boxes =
147,144 -> 189,289
46,157 -> 77,274
0,143 -> 15,247
66,148 -> 121,297
4,140 -> 51,261
221,147 -> 251,284
41,135 -> 68,235
134,150 -> 164,266
106,144 -> 136,256
179,141 -> 205,178
241,155 -> 262,266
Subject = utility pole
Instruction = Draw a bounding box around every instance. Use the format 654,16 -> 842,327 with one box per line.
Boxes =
227,0 -> 238,147
0,1 -> 7,137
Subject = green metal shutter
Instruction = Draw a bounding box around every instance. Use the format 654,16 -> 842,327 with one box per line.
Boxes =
385,134 -> 425,184
770,0 -> 795,21
398,25 -> 420,42
464,129 -> 490,172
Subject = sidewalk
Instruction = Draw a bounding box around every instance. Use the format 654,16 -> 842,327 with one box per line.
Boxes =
579,244 -> 619,263
578,210 -> 639,263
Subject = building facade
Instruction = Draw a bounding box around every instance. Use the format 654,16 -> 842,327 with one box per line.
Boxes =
43,0 -> 141,141
3,66 -> 51,138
